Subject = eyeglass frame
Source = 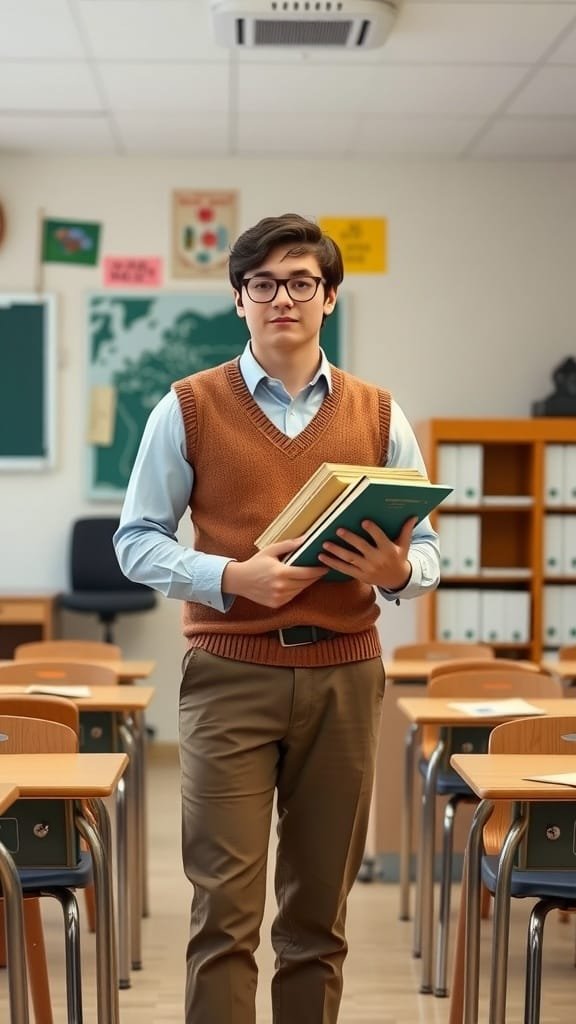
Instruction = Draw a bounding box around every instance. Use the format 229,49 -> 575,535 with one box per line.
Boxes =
241,275 -> 326,303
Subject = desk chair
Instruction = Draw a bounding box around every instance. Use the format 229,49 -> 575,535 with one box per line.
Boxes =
57,517 -> 156,643
428,657 -> 542,680
0,710 -> 92,1024
416,667 -> 561,997
14,640 -> 121,662
451,715 -> 576,1024
393,642 -> 495,661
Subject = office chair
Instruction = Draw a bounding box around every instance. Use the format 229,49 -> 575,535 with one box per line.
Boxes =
57,517 -> 157,643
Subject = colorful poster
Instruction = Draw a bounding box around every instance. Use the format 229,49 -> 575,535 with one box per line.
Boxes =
103,256 -> 163,288
319,217 -> 387,274
42,218 -> 101,266
171,189 -> 238,279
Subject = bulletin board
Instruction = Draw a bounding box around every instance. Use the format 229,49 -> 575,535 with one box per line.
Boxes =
0,294 -> 57,469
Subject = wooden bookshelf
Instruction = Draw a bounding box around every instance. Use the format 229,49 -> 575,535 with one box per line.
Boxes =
417,418 -> 576,661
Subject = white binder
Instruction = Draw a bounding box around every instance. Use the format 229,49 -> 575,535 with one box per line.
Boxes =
561,586 -> 576,646
456,589 -> 481,642
437,445 -> 459,506
543,585 -> 563,648
480,590 -> 505,644
457,516 -> 481,575
437,590 -> 458,641
544,515 -> 563,575
563,446 -> 576,507
458,445 -> 483,505
503,591 -> 530,643
438,515 -> 459,576
544,445 -> 565,507
562,517 -> 576,576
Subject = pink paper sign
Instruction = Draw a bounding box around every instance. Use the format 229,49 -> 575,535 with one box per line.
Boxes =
103,256 -> 163,287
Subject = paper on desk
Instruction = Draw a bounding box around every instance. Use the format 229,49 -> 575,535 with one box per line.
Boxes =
523,773 -> 576,787
447,699 -> 546,717
25,685 -> 92,698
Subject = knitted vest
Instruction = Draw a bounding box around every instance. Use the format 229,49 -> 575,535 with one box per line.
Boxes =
172,359 -> 391,667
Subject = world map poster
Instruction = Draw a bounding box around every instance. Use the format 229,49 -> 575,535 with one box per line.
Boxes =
86,292 -> 344,500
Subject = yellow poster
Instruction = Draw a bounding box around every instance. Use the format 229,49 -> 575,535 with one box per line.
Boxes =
319,217 -> 387,274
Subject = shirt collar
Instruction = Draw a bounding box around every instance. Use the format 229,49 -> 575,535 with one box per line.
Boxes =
239,341 -> 332,395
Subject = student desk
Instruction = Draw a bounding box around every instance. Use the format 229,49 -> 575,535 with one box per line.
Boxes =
0,783 -> 28,1024
545,659 -> 576,682
0,754 -> 127,1024
0,659 -> 156,685
396,697 -> 571,995
0,685 -> 154,988
450,753 -> 576,1024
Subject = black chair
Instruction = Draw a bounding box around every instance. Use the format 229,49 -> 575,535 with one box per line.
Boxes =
58,517 -> 157,643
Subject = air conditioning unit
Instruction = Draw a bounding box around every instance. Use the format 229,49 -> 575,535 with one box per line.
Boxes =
209,0 -> 400,50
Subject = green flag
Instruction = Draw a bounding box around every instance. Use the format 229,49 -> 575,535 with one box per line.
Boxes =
42,218 -> 101,265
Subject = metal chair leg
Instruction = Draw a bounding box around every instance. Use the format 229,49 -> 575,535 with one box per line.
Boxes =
524,899 -> 556,1024
45,889 -> 83,1024
435,796 -> 457,997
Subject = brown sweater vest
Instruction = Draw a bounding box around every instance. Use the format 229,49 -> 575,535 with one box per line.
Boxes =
172,359 -> 391,667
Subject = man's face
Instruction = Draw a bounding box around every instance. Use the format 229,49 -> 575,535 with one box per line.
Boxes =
233,244 -> 336,356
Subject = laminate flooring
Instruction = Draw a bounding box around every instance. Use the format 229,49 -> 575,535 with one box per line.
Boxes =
1,745 -> 575,1023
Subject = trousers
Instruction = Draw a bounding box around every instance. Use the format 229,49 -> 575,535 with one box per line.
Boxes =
178,647 -> 385,1024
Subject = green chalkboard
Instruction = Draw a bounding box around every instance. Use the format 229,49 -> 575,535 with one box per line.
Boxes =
0,295 -> 56,468
86,292 -> 345,500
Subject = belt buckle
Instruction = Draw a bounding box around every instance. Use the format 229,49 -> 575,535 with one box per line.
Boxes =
278,626 -> 317,647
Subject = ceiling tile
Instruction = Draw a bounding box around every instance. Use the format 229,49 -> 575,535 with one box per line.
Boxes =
380,4 -> 576,64
236,113 -> 357,156
0,62 -> 102,111
472,116 -> 576,157
78,0 -> 228,61
0,114 -> 116,153
548,21 -> 576,63
0,0 -> 86,59
115,111 -> 230,154
508,67 -> 576,114
97,62 -> 229,112
352,115 -> 484,155
238,63 -> 387,114
362,65 -> 528,115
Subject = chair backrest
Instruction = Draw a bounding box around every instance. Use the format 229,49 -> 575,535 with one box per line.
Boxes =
484,715 -> 576,854
69,517 -> 145,592
429,658 -> 542,680
0,715 -> 77,754
14,640 -> 122,661
558,645 -> 576,660
421,669 -> 563,759
0,661 -> 119,687
393,642 -> 494,661
0,695 -> 79,736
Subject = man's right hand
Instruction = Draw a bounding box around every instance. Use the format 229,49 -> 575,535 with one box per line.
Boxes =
222,537 -> 328,608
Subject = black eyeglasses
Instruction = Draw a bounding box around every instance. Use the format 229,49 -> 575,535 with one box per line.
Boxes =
242,276 -> 325,303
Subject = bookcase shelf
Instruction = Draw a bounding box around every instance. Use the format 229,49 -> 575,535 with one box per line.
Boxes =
417,418 -> 576,661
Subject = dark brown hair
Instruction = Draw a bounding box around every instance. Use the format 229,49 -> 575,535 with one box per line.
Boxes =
228,213 -> 344,294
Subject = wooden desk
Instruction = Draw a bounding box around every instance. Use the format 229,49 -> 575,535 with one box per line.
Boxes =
0,659 -> 155,684
0,783 -> 28,1024
396,697 -> 570,996
450,753 -> 576,1024
0,686 -> 155,988
0,754 -> 127,1024
0,595 -> 56,659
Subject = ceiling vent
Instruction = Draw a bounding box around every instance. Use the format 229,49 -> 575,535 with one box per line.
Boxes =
210,0 -> 400,50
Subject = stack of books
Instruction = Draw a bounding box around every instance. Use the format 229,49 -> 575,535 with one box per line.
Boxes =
255,463 -> 452,581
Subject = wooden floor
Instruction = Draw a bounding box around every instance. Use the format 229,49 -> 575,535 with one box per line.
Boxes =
2,745 -> 576,1022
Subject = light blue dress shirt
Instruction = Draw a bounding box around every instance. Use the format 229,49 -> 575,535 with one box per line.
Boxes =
114,343 -> 440,613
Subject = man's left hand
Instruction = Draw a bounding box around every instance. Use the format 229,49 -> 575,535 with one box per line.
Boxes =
317,516 -> 417,590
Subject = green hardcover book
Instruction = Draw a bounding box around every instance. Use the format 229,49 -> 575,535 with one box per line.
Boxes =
284,476 -> 453,582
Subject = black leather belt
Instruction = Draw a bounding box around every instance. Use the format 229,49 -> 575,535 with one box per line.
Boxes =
276,626 -> 336,647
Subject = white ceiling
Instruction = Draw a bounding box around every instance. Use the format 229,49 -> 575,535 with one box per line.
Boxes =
1,0 -> 576,160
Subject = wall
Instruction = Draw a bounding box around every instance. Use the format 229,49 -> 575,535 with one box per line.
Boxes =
1,155 -> 576,739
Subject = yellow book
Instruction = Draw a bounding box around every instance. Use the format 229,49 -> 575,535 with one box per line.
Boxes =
255,463 -> 428,548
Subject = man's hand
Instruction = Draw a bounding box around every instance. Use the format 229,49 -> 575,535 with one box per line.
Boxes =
222,537 -> 328,608
317,516 -> 417,590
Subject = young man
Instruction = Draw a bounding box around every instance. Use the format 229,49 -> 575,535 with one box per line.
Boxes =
114,213 -> 440,1024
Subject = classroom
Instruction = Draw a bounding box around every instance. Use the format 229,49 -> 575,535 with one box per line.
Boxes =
1,1 -> 576,1022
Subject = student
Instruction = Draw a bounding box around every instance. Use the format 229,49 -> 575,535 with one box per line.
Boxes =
114,213 -> 440,1024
